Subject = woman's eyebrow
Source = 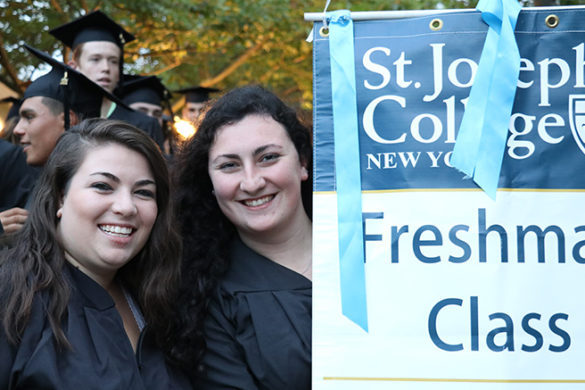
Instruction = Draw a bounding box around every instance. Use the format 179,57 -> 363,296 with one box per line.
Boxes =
136,179 -> 156,187
212,153 -> 240,163
90,172 -> 119,182
211,144 -> 284,162
253,144 -> 282,156
90,173 -> 155,187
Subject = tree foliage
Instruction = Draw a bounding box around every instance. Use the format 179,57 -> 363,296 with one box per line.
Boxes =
0,0 -> 581,111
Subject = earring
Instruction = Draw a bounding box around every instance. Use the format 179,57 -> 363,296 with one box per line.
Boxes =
56,209 -> 63,218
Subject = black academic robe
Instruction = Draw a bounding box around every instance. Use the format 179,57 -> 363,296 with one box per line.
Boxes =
109,105 -> 164,149
0,140 -> 39,213
195,238 -> 312,390
0,265 -> 191,390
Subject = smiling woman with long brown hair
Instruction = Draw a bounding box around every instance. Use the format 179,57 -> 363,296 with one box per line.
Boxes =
170,85 -> 313,389
0,119 -> 190,389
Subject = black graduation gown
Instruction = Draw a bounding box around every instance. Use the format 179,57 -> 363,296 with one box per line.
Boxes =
109,104 -> 164,149
0,140 -> 39,213
0,265 -> 192,389
195,238 -> 312,390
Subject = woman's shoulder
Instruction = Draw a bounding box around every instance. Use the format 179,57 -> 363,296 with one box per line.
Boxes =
210,238 -> 311,325
202,239 -> 312,390
0,288 -> 53,387
219,237 -> 312,294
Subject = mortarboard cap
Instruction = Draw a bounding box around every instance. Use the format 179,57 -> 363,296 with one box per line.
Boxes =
49,10 -> 135,50
22,44 -> 127,128
120,75 -> 172,107
175,86 -> 219,103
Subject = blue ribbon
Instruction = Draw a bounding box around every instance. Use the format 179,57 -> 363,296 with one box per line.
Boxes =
327,10 -> 368,332
450,0 -> 522,198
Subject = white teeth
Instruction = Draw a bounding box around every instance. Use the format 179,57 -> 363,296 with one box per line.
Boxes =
244,195 -> 273,207
100,224 -> 133,236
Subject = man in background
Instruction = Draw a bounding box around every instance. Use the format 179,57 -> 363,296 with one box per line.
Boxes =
50,10 -> 165,148
176,86 -> 219,124
120,74 -> 176,155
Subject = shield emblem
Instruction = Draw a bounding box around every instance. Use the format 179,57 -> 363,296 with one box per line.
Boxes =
569,94 -> 585,155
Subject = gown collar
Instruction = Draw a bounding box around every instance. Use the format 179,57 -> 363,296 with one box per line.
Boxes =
221,237 -> 312,293
65,263 -> 115,311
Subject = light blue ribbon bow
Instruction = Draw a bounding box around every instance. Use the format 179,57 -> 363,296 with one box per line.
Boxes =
450,0 -> 522,199
327,9 -> 368,332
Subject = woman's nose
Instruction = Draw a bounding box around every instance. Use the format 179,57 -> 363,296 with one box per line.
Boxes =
239,167 -> 266,193
111,191 -> 137,216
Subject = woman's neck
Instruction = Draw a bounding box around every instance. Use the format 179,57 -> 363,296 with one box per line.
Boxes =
64,252 -> 116,290
239,212 -> 313,280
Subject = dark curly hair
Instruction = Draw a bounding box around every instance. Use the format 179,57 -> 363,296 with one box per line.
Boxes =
0,118 -> 181,350
168,85 -> 312,371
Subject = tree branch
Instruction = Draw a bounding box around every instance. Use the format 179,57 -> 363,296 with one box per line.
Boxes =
49,0 -> 63,13
0,33 -> 25,94
152,60 -> 182,75
199,37 -> 268,87
170,38 -> 269,113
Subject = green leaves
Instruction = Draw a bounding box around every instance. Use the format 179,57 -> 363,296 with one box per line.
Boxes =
0,0 -> 577,111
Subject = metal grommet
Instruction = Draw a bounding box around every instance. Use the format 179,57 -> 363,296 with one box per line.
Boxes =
430,18 -> 443,31
545,14 -> 559,28
319,26 -> 329,37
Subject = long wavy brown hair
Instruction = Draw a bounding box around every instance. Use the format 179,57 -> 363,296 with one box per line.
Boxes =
168,85 -> 312,372
0,118 -> 181,350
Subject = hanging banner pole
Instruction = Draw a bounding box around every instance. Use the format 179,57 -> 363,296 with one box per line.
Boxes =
304,6 -> 585,21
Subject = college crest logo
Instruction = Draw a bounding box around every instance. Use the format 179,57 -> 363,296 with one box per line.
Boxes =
569,94 -> 585,155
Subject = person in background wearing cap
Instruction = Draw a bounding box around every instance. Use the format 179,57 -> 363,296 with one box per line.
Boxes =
0,120 -> 38,233
120,74 -> 176,155
176,86 -> 219,124
49,10 -> 165,149
0,98 -> 30,238
0,44 -> 120,238
121,75 -> 171,127
0,97 -> 39,237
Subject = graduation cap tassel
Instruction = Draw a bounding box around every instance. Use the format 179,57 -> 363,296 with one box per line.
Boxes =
60,71 -> 71,130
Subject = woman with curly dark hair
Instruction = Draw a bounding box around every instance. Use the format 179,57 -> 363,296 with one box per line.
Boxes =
171,85 -> 312,389
0,119 -> 191,389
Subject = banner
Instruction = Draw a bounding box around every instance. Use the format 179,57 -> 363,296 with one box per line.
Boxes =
312,6 -> 585,389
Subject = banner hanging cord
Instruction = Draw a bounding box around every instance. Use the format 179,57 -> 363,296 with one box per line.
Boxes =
322,0 -> 332,29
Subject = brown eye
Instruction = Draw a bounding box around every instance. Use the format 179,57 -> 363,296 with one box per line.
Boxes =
135,189 -> 155,199
260,153 -> 280,163
91,182 -> 113,191
219,162 -> 237,170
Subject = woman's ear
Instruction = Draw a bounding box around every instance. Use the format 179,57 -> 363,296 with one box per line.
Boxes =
300,160 -> 309,181
56,193 -> 65,219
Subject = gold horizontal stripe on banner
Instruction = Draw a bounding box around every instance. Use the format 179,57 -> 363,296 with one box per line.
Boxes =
323,377 -> 585,383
